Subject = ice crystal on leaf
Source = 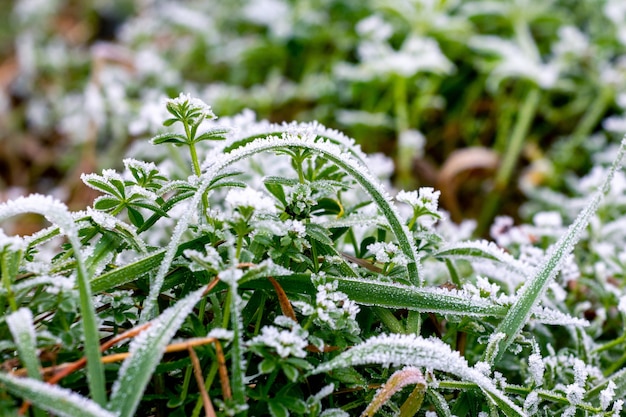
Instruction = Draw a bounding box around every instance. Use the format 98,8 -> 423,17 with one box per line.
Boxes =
528,352 -> 545,386
0,372 -> 116,417
367,241 -> 408,266
600,380 -> 617,410
314,280 -> 360,334
225,187 -> 276,215
249,316 -> 308,358
312,333 -> 523,415
165,92 -> 215,121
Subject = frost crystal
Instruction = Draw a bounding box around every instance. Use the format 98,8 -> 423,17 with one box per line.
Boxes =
166,92 -> 215,120
0,229 -> 26,252
528,352 -> 545,386
612,399 -> 624,416
249,316 -> 308,358
219,268 -> 244,285
565,383 -> 585,405
523,391 -> 540,414
367,241 -> 408,266
315,281 -> 360,334
618,295 -> 626,315
601,380 -> 617,410
396,187 -> 440,213
184,245 -> 222,272
207,328 -> 234,340
225,187 -> 276,214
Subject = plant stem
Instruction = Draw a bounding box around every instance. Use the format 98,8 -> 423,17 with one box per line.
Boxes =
477,85 -> 541,235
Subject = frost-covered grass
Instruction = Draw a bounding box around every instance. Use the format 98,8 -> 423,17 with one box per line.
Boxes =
4,1 -> 626,416
1,94 -> 626,416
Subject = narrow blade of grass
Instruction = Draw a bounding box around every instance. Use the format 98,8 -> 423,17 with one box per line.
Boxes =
0,195 -> 106,405
0,373 -> 115,417
491,137 -> 626,363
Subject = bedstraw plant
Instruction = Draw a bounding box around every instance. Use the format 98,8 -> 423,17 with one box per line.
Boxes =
1,94 -> 626,416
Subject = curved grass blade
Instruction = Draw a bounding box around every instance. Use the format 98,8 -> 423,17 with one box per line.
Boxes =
0,373 -> 116,417
0,195 -> 106,405
311,333 -> 524,417
108,286 -> 205,417
492,137 -> 626,363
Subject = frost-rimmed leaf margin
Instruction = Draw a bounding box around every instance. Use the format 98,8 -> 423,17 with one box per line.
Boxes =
141,127 -> 420,320
107,286 -> 205,417
311,333 -> 524,417
248,274 -> 588,326
0,372 -> 116,417
6,308 -> 41,382
0,194 -> 106,405
492,136 -> 626,363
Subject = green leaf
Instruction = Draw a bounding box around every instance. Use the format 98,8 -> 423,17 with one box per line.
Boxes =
305,223 -> 334,245
194,127 -> 230,142
84,177 -> 122,197
90,235 -> 211,293
151,132 -> 188,146
93,196 -> 121,211
264,181 -> 288,206
0,373 -> 116,417
108,286 -> 205,417
127,206 -> 145,228
259,358 -> 276,374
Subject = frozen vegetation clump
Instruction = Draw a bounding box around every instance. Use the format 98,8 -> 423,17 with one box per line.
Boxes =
0,91 -> 626,417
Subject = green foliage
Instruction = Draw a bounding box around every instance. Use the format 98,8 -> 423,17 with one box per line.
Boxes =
1,93 -> 626,417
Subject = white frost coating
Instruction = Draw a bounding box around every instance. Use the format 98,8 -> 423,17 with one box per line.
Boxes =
528,352 -> 545,386
207,328 -> 234,340
249,316 -> 308,358
523,390 -> 539,414
0,194 -> 76,237
0,372 -> 117,417
312,333 -> 523,415
529,306 -> 589,327
225,187 -> 276,214
109,286 -> 204,415
311,384 -> 336,402
601,380 -> 617,410
434,239 -> 528,278
6,308 -> 36,351
12,275 -> 74,294
0,229 -> 26,252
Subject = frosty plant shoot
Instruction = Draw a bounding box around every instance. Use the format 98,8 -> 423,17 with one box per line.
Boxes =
1,94 -> 626,416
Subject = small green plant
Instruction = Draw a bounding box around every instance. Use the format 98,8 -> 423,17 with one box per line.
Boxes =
1,94 -> 626,416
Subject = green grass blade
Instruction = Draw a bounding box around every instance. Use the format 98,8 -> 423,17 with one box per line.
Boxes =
90,235 -> 210,293
142,129 -> 421,319
108,286 -> 205,417
311,333 -> 524,417
0,195 -> 106,405
250,275 -> 586,325
0,373 -> 116,417
6,308 -> 41,381
492,138 -> 626,363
